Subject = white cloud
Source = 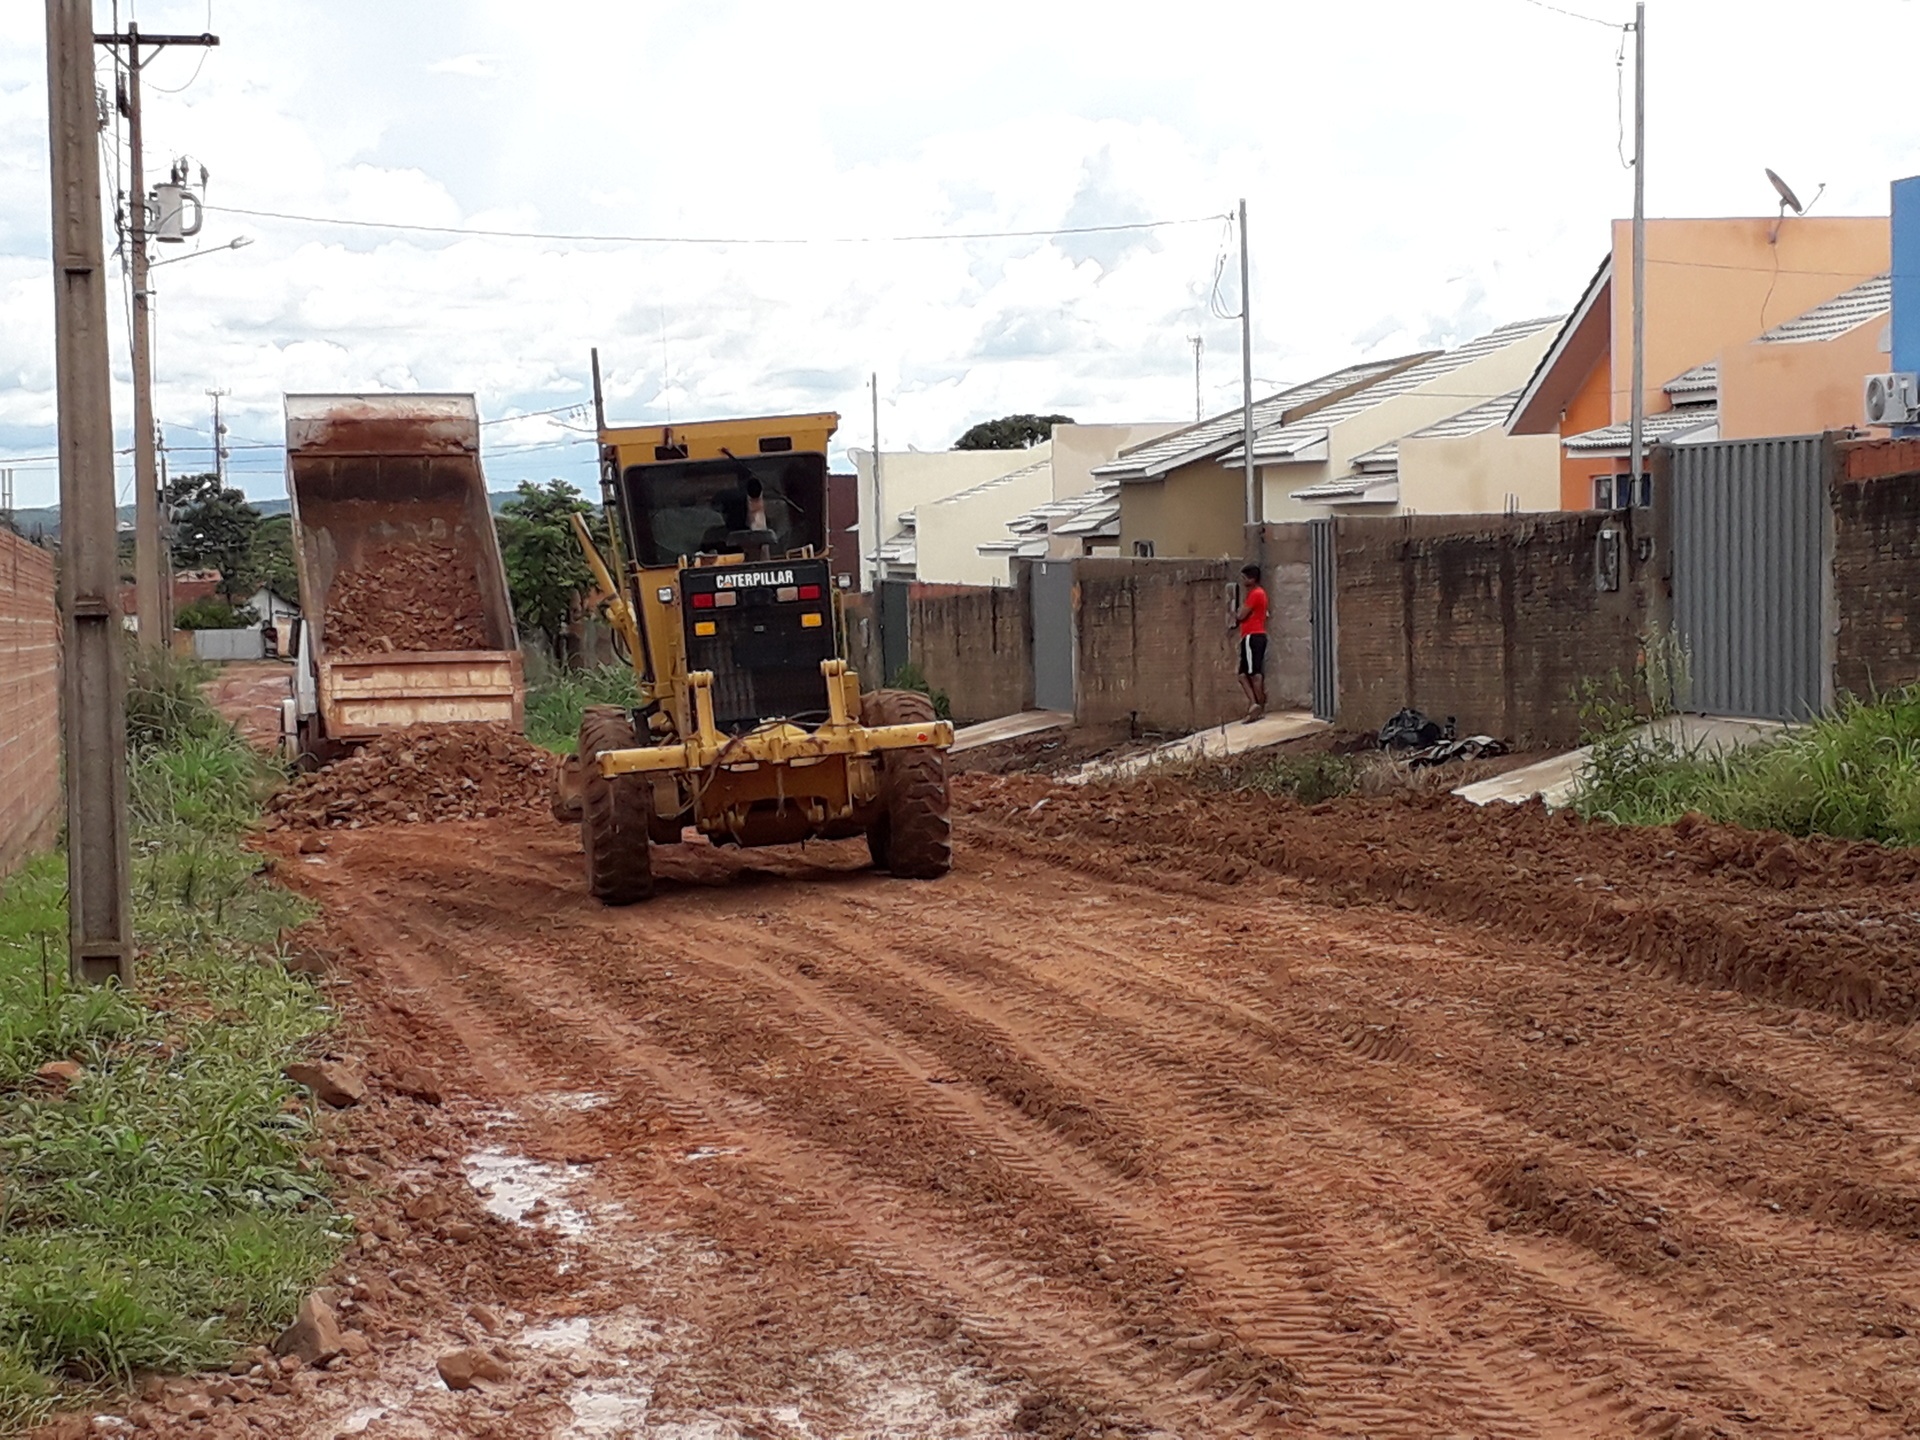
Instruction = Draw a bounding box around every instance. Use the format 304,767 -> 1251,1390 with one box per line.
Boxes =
3,0 -> 1920,505
426,53 -> 495,78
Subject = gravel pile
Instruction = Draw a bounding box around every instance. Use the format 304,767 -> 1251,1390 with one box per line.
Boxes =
268,724 -> 557,829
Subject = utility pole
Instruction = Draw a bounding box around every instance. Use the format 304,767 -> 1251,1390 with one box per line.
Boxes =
1189,335 -> 1204,422
869,374 -> 884,665
156,430 -> 174,632
209,388 -> 229,485
93,23 -> 218,647
1238,198 -> 1255,529
1627,2 -> 1646,504
47,0 -> 133,986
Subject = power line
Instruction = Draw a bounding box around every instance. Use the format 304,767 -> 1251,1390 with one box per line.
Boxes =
1514,0 -> 1623,28
202,203 -> 1228,247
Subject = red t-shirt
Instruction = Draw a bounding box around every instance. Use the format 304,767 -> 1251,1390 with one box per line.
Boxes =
1239,584 -> 1268,638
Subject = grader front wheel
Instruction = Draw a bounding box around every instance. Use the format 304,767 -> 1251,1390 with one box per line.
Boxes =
860,689 -> 952,879
578,708 -> 654,905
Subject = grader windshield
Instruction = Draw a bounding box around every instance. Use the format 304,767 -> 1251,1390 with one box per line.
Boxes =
621,453 -> 827,567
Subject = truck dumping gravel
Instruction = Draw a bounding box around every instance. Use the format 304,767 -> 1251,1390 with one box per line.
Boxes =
266,723 -> 558,829
322,538 -> 492,655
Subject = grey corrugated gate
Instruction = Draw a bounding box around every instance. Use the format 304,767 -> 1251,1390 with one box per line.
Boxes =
879,579 -> 911,685
1031,560 -> 1076,714
1671,435 -> 1826,721
1309,518 -> 1337,721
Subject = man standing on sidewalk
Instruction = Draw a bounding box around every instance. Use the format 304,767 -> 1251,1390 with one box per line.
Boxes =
1233,563 -> 1268,723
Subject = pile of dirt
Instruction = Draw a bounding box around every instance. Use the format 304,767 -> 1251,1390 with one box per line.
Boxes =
956,774 -> 1920,1023
268,724 -> 558,829
325,540 -> 490,654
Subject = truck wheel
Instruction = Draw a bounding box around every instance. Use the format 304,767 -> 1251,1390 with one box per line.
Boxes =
579,708 -> 653,905
860,689 -> 951,879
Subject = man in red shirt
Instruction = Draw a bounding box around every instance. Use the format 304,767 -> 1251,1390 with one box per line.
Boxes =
1233,563 -> 1268,723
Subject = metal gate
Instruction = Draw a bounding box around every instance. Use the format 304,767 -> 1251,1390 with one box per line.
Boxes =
1671,435 -> 1825,721
1308,518 -> 1337,721
1031,560 -> 1076,714
878,579 -> 911,685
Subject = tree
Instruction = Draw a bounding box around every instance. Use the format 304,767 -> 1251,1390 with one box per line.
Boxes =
251,513 -> 299,601
495,479 -> 608,661
166,472 -> 262,605
952,413 -> 1075,451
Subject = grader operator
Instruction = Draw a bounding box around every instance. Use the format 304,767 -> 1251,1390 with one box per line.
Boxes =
554,393 -> 952,904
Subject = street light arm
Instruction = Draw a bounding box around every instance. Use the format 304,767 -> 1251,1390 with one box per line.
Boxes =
146,236 -> 252,269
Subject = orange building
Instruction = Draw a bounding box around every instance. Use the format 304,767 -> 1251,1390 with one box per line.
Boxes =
1510,217 -> 1888,509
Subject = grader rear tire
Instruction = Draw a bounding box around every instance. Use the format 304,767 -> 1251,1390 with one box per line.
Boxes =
579,708 -> 653,905
860,689 -> 951,880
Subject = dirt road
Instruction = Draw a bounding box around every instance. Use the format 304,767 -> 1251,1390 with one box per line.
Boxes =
237,775 -> 1920,1439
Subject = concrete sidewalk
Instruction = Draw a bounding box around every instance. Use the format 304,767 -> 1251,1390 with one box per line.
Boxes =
1454,714 -> 1788,808
950,710 -> 1072,754
1063,711 -> 1328,785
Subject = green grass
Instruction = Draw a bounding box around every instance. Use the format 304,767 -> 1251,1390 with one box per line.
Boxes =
0,651 -> 343,1429
1571,687 -> 1920,846
524,662 -> 641,753
1205,750 -> 1358,804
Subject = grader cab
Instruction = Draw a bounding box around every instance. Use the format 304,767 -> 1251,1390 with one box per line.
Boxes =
554,405 -> 952,904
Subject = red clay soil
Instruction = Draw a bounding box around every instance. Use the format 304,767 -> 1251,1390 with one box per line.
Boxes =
59,772 -> 1920,1437
265,724 -> 557,829
324,540 -> 490,655
200,661 -> 294,755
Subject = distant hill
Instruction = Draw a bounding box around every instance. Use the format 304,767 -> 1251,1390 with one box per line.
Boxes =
5,491 -> 523,541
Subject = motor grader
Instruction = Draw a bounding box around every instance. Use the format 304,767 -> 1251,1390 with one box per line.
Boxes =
553,397 -> 952,904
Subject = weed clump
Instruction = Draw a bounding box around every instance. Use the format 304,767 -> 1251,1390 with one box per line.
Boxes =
0,648 -> 338,1426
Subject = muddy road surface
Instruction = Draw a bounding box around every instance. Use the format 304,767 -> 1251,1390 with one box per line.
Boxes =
242,775 -> 1920,1439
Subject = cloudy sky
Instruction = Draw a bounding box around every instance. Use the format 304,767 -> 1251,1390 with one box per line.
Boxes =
2,0 -> 1918,507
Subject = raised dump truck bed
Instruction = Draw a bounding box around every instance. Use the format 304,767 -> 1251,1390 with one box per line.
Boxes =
283,393 -> 523,758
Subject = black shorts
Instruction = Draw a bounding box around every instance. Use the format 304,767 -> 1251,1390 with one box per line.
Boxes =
1237,633 -> 1267,676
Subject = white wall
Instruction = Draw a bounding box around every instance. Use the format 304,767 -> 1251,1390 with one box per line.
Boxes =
1397,429 -> 1562,514
848,445 -> 1046,588
1049,421 -> 1180,500
918,461 -> 1055,586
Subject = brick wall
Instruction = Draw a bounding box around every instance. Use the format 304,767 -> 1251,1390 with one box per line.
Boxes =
0,529 -> 60,877
1074,558 -> 1251,732
1332,510 -> 1655,747
842,582 -> 1032,724
1833,444 -> 1920,698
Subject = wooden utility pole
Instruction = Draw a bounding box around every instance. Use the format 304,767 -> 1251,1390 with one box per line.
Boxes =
94,22 -> 218,646
47,0 -> 133,986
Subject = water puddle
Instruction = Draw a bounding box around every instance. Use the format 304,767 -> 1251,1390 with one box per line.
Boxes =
462,1148 -> 592,1236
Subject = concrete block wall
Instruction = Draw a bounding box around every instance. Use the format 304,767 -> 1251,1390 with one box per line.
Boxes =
841,582 -> 1032,724
1331,510 -> 1656,747
0,530 -> 60,877
1074,558 -> 1251,733
1834,442 -> 1920,698
1248,522 -> 1315,712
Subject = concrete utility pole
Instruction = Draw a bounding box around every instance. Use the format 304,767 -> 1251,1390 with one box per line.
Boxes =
868,373 -> 885,669
1189,335 -> 1204,422
1627,2 -> 1646,503
93,22 -> 218,647
1239,198 -> 1255,529
209,388 -> 229,485
46,0 -> 133,986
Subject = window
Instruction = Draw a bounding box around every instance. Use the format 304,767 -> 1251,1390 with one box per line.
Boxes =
1592,472 -> 1652,511
621,455 -> 828,567
1131,539 -> 1155,557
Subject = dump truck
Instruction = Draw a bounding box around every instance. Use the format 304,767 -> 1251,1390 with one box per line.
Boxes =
280,393 -> 524,762
552,389 -> 952,904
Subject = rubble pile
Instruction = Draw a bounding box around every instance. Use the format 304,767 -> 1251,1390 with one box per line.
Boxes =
268,724 -> 557,829
325,539 -> 491,654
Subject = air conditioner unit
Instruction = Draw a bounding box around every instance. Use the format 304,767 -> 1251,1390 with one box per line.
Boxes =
1863,372 -> 1920,426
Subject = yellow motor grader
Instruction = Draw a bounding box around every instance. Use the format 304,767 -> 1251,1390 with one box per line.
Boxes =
553,385 -> 952,904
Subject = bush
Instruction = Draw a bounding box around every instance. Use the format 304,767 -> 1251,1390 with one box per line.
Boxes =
889,662 -> 952,721
173,598 -> 259,631
524,663 -> 641,753
1571,686 -> 1920,846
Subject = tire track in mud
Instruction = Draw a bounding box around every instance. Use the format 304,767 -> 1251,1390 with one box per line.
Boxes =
277,802 -> 1920,1438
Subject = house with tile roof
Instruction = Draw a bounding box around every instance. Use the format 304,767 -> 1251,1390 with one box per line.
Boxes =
1097,355 -> 1435,558
1507,216 -> 1888,508
1222,317 -> 1561,520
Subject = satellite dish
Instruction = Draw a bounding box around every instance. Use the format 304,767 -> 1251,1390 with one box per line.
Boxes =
1766,167 -> 1804,216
